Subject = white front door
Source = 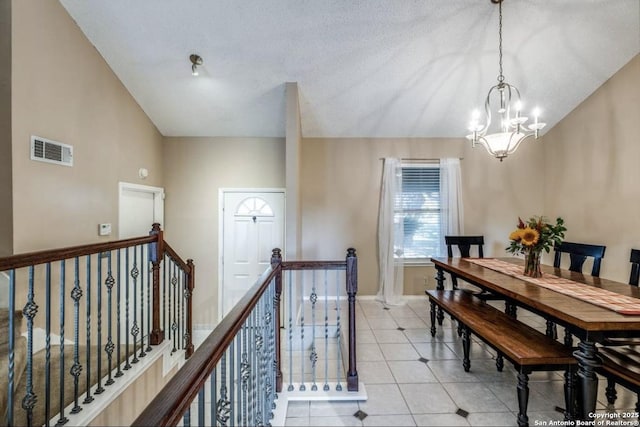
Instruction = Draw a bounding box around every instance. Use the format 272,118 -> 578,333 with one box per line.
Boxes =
221,190 -> 285,318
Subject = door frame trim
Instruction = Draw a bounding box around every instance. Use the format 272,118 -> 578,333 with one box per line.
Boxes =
118,182 -> 165,238
218,188 -> 286,321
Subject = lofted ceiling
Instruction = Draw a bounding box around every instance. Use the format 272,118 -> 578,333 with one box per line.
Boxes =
59,0 -> 640,139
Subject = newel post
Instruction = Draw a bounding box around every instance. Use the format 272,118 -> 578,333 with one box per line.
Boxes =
271,248 -> 283,392
346,247 -> 359,391
149,223 -> 164,345
185,259 -> 195,358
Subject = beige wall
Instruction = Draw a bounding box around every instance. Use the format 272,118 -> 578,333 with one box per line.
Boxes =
11,0 -> 163,253
0,0 -> 12,256
89,357 -> 177,427
543,54 -> 640,283
162,137 -> 285,326
300,136 -> 546,296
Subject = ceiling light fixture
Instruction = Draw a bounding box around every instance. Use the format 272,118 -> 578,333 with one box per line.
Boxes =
466,0 -> 546,161
190,54 -> 203,76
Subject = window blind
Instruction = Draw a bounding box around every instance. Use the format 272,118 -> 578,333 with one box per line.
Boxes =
395,164 -> 441,259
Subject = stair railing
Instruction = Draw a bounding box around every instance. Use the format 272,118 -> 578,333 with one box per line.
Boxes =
0,223 -> 193,427
133,247 -> 358,427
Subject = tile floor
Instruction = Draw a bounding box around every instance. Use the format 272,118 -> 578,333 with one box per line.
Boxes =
284,297 -> 638,427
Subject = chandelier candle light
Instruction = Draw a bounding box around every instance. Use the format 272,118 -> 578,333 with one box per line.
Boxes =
467,0 -> 546,161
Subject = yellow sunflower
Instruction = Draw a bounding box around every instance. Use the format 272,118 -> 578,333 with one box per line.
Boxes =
520,227 -> 540,247
509,229 -> 522,241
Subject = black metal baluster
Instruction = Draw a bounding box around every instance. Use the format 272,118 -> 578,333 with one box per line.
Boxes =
131,246 -> 139,364
146,246 -> 152,353
56,261 -> 69,426
241,322 -> 249,426
323,270 -> 330,391
163,253 -> 168,339
248,310 -> 255,426
217,352 -> 231,426
45,262 -> 52,426
299,273 -> 305,392
269,281 -> 276,416
7,270 -> 16,427
71,258 -> 83,414
95,253 -> 104,395
183,269 -> 191,354
210,367 -> 217,427
262,291 -> 271,421
176,265 -> 181,351
229,333 -> 235,427
84,256 -> 93,404
255,297 -> 263,425
183,406 -> 191,427
335,270 -> 342,391
171,261 -> 178,353
198,386 -> 205,427
287,270 -> 293,392
23,265 -> 38,426
105,252 -> 115,386
138,245 -> 146,358
181,270 -> 186,350
115,249 -> 124,377
310,271 -> 318,391
124,247 -> 131,371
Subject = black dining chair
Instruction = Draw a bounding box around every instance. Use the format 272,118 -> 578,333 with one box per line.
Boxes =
601,249 -> 640,348
553,241 -> 606,277
444,235 -> 512,305
549,241 -> 607,345
630,248 -> 640,287
444,235 -> 484,291
444,235 -> 511,370
598,249 -> 640,410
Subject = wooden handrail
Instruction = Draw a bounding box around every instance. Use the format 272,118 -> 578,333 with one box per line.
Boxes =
132,265 -> 279,427
0,235 -> 156,271
163,241 -> 192,273
281,260 -> 346,270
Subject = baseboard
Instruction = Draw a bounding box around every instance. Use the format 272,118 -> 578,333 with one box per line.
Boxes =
271,382 -> 367,426
357,294 -> 426,302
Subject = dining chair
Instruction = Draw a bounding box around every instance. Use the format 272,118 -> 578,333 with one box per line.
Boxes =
444,235 -> 511,374
549,241 -> 607,344
553,241 -> 606,277
444,235 -> 513,303
629,248 -> 640,286
602,249 -> 640,346
444,235 -> 484,292
598,249 -> 640,410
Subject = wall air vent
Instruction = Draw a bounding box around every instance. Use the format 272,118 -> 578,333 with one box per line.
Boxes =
30,135 -> 73,167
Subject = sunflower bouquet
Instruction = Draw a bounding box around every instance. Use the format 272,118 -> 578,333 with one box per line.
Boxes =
506,216 -> 566,277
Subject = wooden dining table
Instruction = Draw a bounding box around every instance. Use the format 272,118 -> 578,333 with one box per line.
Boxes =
431,256 -> 640,420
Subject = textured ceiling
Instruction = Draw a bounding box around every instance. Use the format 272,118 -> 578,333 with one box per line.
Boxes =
59,0 -> 639,138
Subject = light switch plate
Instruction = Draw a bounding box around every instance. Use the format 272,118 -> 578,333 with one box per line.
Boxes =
99,223 -> 112,236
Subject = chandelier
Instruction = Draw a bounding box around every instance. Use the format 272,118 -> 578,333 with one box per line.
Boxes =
466,0 -> 546,161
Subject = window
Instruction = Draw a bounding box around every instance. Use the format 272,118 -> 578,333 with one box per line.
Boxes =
395,163 -> 441,260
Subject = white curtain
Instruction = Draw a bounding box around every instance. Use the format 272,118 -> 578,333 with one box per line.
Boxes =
376,158 -> 406,306
439,158 -> 464,256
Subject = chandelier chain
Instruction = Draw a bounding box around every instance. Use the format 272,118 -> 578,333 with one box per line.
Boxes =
497,0 -> 504,83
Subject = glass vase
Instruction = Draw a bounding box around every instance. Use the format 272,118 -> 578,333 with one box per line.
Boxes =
524,249 -> 543,278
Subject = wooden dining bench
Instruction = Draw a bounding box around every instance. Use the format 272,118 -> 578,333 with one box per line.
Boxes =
426,289 -> 577,427
597,346 -> 640,411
